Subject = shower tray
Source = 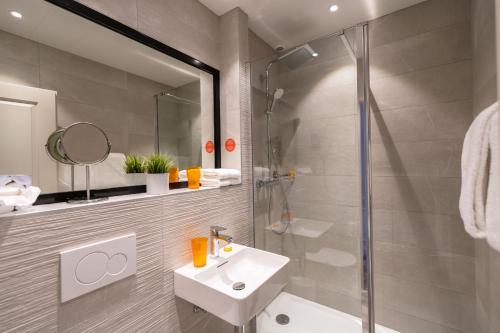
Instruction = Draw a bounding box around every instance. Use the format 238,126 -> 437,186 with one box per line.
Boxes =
257,292 -> 399,333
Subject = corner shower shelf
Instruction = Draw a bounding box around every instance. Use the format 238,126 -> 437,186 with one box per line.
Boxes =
305,247 -> 357,268
265,218 -> 332,238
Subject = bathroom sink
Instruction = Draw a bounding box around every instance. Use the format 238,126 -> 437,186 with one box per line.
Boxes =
174,243 -> 289,326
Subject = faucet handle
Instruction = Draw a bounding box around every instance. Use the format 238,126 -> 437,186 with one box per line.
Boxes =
210,225 -> 226,235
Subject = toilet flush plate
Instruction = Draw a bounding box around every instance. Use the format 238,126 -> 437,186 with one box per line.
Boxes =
60,233 -> 136,302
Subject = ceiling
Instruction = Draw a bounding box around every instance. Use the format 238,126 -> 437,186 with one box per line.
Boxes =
0,0 -> 201,88
200,0 -> 428,49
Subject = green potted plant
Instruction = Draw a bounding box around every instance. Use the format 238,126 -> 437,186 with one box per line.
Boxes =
144,153 -> 174,194
123,155 -> 145,186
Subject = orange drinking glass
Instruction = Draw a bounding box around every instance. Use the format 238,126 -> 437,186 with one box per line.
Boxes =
187,166 -> 201,189
169,167 -> 179,183
191,237 -> 208,267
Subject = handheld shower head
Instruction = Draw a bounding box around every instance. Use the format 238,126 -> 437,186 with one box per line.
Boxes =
268,88 -> 285,114
274,88 -> 285,100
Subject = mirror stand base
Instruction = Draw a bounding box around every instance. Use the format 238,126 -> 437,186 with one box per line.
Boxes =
67,197 -> 109,204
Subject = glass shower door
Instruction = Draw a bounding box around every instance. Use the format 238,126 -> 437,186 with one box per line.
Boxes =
251,25 -> 376,333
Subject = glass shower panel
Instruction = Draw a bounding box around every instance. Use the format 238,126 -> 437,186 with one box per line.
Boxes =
252,27 -> 368,332
156,92 -> 202,170
368,1 -> 477,332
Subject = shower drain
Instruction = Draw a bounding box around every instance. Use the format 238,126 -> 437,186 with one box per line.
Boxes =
275,314 -> 290,325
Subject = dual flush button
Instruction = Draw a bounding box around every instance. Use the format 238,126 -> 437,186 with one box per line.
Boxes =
60,234 -> 136,302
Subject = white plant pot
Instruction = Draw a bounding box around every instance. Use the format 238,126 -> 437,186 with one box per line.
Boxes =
146,173 -> 169,195
126,173 -> 146,186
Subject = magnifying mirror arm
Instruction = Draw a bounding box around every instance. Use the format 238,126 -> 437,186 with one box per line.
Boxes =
71,165 -> 75,192
85,165 -> 90,201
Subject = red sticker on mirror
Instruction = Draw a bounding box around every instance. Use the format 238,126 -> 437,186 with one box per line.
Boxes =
225,138 -> 236,152
205,140 -> 214,153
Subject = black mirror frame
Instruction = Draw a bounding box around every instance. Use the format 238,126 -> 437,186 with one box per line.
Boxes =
34,0 -> 221,204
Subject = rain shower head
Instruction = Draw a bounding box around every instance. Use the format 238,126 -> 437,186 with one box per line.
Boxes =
277,44 -> 317,70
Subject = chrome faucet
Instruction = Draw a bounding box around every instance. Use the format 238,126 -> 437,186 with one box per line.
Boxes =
210,226 -> 233,257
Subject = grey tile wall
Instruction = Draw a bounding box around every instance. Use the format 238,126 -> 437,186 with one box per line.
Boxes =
471,0 -> 500,333
370,1 -> 476,332
0,29 -> 170,159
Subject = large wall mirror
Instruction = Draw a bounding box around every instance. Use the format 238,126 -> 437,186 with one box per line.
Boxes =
0,0 -> 220,203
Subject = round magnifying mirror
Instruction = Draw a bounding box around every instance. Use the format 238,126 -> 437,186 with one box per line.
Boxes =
60,122 -> 111,165
45,128 -> 74,165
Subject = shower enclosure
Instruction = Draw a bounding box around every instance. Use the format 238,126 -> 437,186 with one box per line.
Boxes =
251,25 -> 378,333
252,1 -> 480,332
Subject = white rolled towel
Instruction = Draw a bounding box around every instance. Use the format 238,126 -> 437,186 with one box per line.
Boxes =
486,111 -> 500,250
459,102 -> 497,238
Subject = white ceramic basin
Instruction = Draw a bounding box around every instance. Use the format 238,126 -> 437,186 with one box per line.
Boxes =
174,243 -> 289,326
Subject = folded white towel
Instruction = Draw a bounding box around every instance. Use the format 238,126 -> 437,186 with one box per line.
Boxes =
0,187 -> 22,196
486,111 -> 500,250
459,102 -> 498,238
0,186 -> 41,211
201,177 -> 240,187
178,169 -> 241,181
202,168 -> 241,180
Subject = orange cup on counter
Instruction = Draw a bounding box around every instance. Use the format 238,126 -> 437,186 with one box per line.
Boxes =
169,166 -> 179,183
191,237 -> 208,267
187,166 -> 201,189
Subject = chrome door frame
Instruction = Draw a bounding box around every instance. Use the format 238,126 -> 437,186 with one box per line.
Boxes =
355,23 -> 375,333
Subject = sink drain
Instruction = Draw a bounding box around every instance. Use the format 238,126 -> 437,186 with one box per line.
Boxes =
276,314 -> 290,325
232,282 -> 245,290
